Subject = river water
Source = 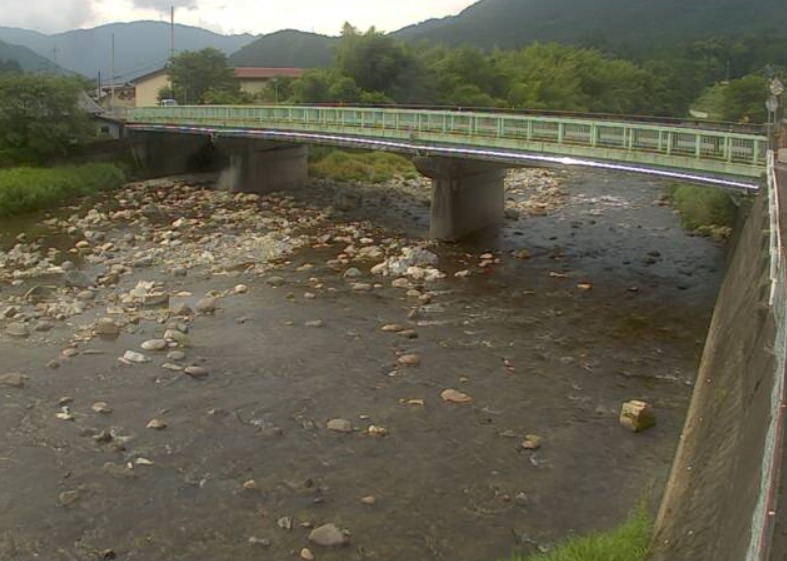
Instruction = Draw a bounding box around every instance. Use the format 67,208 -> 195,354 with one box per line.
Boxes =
0,168 -> 724,561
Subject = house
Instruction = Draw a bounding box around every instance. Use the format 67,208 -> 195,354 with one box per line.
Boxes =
234,67 -> 304,96
97,82 -> 136,111
131,68 -> 170,108
77,91 -> 124,139
131,67 -> 304,107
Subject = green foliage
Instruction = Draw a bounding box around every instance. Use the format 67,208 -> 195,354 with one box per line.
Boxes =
0,163 -> 125,217
334,24 -> 433,104
0,58 -> 21,74
668,183 -> 738,235
202,87 -> 255,105
721,74 -> 768,123
0,74 -> 92,165
167,48 -> 238,105
309,150 -> 416,182
496,42 -> 653,113
508,506 -> 651,561
291,69 -> 335,104
286,26 -> 717,117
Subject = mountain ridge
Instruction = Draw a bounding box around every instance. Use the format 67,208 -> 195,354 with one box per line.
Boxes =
0,21 -> 255,79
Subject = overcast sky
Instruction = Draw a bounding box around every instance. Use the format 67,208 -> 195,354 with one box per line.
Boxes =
1,0 -> 478,36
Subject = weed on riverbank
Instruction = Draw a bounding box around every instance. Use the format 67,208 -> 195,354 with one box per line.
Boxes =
667,183 -> 738,238
0,163 -> 125,218
309,149 -> 417,182
510,507 -> 651,561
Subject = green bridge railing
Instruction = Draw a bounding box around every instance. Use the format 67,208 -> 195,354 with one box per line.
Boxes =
127,105 -> 768,182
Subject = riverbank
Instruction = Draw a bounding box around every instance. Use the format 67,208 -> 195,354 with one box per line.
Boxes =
0,163 -> 125,218
0,168 -> 723,561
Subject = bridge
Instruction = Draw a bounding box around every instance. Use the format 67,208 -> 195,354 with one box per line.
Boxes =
127,105 -> 768,240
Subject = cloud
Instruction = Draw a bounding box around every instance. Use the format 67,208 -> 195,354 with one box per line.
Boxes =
2,0 -> 97,32
131,0 -> 198,10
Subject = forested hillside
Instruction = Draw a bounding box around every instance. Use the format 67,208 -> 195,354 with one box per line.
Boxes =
229,30 -> 337,68
0,38 -> 58,72
395,0 -> 787,53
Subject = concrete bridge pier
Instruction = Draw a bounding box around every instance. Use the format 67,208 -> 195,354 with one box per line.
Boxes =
218,139 -> 308,194
131,132 -> 212,176
414,156 -> 506,241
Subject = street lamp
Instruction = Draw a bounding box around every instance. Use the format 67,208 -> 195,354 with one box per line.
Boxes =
767,77 -> 784,148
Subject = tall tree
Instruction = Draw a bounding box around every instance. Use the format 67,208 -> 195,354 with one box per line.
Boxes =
721,74 -> 769,123
334,24 -> 423,99
0,74 -> 91,164
167,48 -> 238,104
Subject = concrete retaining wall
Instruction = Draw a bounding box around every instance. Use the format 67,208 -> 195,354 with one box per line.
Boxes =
650,160 -> 785,561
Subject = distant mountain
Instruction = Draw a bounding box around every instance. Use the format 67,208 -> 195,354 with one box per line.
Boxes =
229,30 -> 337,68
0,38 -> 59,72
0,21 -> 255,80
394,0 -> 787,52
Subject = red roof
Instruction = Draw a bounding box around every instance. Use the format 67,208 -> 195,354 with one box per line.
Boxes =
233,67 -> 303,79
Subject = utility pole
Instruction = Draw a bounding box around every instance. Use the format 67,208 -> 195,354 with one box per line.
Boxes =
110,33 -> 116,110
168,6 -> 175,103
52,44 -> 59,68
97,70 -> 101,100
170,6 -> 175,59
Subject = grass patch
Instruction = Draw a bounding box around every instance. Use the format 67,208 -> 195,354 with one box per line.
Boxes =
667,182 -> 737,238
509,506 -> 651,561
0,163 -> 126,218
309,149 -> 417,183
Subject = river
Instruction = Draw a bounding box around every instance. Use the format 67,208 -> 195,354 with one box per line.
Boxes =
0,167 -> 725,560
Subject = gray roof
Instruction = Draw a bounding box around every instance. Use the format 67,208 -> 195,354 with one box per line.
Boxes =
77,91 -> 105,115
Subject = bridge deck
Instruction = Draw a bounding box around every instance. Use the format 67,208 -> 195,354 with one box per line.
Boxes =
127,105 -> 768,189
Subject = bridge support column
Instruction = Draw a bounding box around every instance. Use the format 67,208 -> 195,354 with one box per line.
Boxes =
219,140 -> 308,193
131,132 -> 212,176
414,157 -> 506,241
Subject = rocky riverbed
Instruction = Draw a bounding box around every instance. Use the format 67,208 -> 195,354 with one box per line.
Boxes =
0,168 -> 725,561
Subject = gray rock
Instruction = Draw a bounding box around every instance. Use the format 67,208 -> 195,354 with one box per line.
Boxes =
122,351 -> 150,364
64,271 -> 92,289
95,318 -> 120,337
164,329 -> 188,344
0,372 -> 25,387
308,523 -> 349,547
141,339 -> 168,351
184,366 -> 209,379
196,297 -> 218,314
33,321 -> 54,332
5,322 -> 29,338
170,303 -> 193,316
326,419 -> 353,433
143,293 -> 170,308
343,267 -> 363,279
24,285 -> 51,303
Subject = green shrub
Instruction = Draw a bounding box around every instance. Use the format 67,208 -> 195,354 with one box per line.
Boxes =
667,183 -> 737,236
509,506 -> 651,561
309,149 -> 417,183
0,163 -> 126,218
